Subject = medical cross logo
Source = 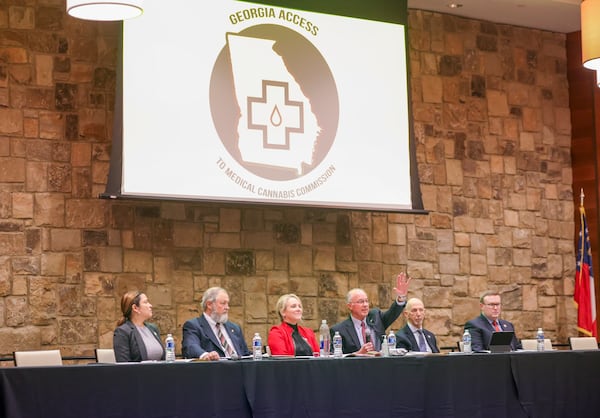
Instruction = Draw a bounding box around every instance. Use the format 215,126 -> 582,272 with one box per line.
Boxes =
209,24 -> 339,181
247,80 -> 304,152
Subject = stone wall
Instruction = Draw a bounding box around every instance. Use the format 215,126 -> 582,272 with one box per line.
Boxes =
0,3 -> 576,357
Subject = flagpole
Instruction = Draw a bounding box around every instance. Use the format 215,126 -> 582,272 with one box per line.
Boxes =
581,188 -> 584,207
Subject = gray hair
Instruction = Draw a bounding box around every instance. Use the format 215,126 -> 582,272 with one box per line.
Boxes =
346,288 -> 366,303
202,287 -> 226,311
405,297 -> 423,311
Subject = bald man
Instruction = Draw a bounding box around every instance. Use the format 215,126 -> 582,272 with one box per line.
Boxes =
395,297 -> 439,353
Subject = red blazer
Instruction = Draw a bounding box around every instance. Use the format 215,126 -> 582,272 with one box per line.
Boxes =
268,322 -> 319,356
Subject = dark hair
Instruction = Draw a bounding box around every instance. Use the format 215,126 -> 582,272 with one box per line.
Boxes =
117,290 -> 142,326
479,290 -> 501,304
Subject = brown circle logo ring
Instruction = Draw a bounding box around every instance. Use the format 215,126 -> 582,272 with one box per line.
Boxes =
209,24 -> 339,181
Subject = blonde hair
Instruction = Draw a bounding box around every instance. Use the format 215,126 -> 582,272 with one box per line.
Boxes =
275,293 -> 301,321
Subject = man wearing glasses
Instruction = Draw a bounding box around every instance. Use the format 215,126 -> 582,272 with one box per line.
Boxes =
464,290 -> 521,352
330,272 -> 411,355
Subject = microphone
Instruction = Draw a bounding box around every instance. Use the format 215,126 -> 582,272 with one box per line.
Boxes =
365,328 -> 371,344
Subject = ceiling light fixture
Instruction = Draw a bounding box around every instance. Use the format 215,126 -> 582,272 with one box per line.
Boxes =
581,0 -> 600,86
447,3 -> 463,9
66,0 -> 144,21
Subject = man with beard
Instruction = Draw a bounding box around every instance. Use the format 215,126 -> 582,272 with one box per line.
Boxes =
182,287 -> 250,360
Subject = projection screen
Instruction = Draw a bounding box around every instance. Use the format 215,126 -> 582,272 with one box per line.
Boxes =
104,0 -> 423,212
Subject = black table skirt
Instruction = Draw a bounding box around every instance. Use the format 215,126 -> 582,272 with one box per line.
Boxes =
1,351 -> 599,418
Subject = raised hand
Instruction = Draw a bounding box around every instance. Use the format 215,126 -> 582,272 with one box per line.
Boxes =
393,272 -> 411,298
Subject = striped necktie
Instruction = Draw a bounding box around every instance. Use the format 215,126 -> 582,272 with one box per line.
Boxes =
417,329 -> 428,352
361,321 -> 367,344
216,323 -> 235,357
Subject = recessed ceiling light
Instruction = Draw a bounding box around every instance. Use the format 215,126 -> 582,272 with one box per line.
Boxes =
447,3 -> 463,8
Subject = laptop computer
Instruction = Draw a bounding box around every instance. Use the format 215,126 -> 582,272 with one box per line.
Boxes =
489,331 -> 514,353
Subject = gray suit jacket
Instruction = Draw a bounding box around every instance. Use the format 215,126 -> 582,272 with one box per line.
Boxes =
113,320 -> 165,362
182,315 -> 250,358
464,314 -> 521,351
330,301 -> 405,354
395,324 -> 440,353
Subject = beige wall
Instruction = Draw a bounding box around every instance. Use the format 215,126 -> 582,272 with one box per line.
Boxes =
0,4 -> 576,357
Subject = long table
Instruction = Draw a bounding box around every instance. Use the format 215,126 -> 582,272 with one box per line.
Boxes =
1,350 -> 599,418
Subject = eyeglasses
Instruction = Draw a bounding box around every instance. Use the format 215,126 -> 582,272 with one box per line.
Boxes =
484,303 -> 501,308
351,299 -> 369,305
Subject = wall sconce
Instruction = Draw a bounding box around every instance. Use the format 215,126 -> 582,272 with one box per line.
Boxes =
66,0 -> 143,21
582,0 -> 600,86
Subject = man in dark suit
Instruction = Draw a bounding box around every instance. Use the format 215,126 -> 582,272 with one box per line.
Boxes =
331,273 -> 411,355
182,287 -> 250,359
464,290 -> 521,352
395,297 -> 439,353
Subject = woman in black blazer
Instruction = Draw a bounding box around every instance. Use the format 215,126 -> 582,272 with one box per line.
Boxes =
113,290 -> 165,362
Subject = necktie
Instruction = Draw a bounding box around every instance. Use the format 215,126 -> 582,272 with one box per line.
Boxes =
417,329 -> 428,352
361,321 -> 368,344
216,323 -> 235,357
492,320 -> 500,332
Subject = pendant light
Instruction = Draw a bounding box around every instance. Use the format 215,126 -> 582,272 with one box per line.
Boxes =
66,0 -> 143,21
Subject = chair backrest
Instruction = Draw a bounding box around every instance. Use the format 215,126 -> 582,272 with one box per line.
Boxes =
520,339 -> 553,351
95,348 -> 116,363
14,349 -> 63,367
569,336 -> 598,350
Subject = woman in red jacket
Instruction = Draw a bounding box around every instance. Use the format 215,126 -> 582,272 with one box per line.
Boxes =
268,293 -> 319,356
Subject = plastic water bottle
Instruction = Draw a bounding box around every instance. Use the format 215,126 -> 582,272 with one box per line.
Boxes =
252,333 -> 262,360
536,327 -> 545,351
165,333 -> 176,362
462,330 -> 472,353
381,335 -> 389,357
387,329 -> 397,350
319,319 -> 330,357
333,331 -> 343,358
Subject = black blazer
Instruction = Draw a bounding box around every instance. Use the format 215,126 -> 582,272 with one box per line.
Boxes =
395,324 -> 440,353
464,314 -> 521,352
182,315 -> 250,358
113,320 -> 165,362
330,300 -> 405,354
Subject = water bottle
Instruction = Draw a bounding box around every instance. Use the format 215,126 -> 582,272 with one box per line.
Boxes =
319,319 -> 330,357
536,328 -> 545,351
165,333 -> 176,362
333,331 -> 343,358
381,335 -> 389,357
252,333 -> 262,360
462,330 -> 472,353
387,329 -> 397,350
